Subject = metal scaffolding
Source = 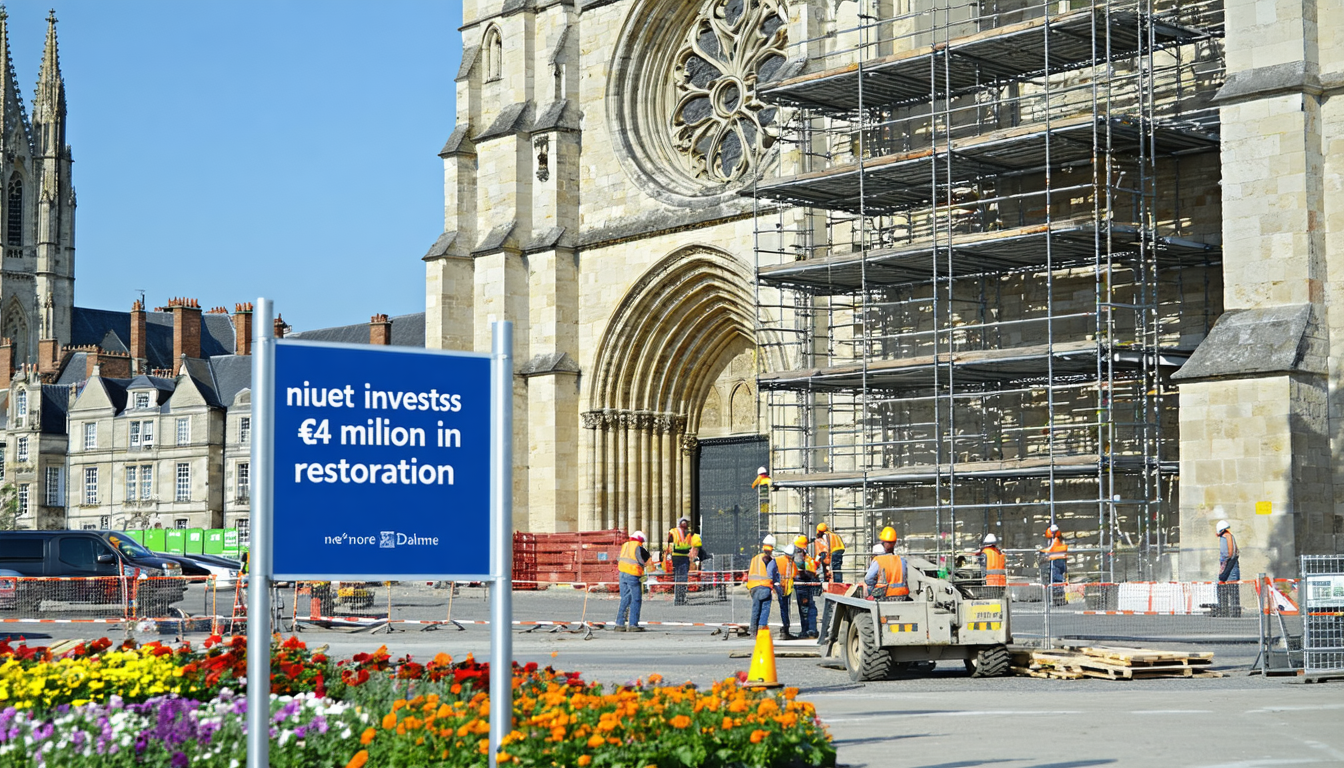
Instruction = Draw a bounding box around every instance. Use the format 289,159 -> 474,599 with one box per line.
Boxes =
750,0 -> 1225,581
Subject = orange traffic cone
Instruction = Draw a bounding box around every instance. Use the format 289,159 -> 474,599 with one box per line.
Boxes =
744,628 -> 783,688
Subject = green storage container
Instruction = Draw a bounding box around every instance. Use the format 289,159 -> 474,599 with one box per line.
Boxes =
165,529 -> 186,555
222,529 -> 239,559
123,530 -> 144,545
204,529 -> 225,556
185,528 -> 204,555
143,528 -> 167,552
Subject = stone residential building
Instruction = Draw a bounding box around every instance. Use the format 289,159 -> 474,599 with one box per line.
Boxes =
432,0 -> 1342,577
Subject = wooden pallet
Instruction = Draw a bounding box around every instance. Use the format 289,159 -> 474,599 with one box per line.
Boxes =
1010,644 -> 1219,681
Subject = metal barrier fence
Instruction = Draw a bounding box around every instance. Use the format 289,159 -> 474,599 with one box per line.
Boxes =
0,575 -> 219,632
1301,555 -> 1344,677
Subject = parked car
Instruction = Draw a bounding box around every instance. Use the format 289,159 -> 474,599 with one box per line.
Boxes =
152,552 -> 242,588
0,530 -> 187,617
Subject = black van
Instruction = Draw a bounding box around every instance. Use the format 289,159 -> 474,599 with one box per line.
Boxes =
0,530 -> 187,617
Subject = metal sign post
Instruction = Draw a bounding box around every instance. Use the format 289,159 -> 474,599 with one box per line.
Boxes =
247,298 -> 276,768
246,296 -> 512,768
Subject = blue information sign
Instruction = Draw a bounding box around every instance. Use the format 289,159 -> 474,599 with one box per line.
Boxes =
271,340 -> 492,580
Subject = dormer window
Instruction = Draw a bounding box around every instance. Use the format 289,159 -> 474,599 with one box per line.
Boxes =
6,176 -> 21,247
134,392 -> 151,410
484,27 -> 503,82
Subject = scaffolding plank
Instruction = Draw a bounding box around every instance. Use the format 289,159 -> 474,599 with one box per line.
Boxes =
758,219 -> 1218,293
771,454 -> 1115,488
760,8 -> 1213,113
750,115 -> 1219,215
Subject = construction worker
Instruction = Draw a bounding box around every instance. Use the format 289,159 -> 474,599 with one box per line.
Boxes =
1216,520 -> 1241,618
1040,524 -> 1068,606
977,533 -> 1007,598
864,527 -> 910,600
774,542 -> 799,640
615,531 -> 650,632
814,523 -> 847,583
792,534 -> 820,638
665,516 -> 699,606
746,535 -> 780,635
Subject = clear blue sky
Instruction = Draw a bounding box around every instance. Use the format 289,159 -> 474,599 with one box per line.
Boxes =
4,1 -> 461,332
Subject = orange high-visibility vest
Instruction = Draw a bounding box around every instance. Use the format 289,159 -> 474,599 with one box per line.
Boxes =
746,553 -> 773,589
774,554 -> 798,596
618,540 -> 645,577
981,546 -> 1006,587
874,554 -> 908,597
1219,530 -> 1238,559
811,538 -> 829,563
825,532 -> 846,554
668,528 -> 693,555
1044,535 -> 1068,561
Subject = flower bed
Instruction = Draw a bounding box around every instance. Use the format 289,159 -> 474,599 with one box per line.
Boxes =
0,637 -> 835,767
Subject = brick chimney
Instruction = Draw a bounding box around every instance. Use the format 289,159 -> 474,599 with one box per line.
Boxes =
0,338 -> 13,391
85,348 -> 131,380
234,302 -> 253,356
370,314 -> 392,345
130,299 -> 147,373
274,314 -> 288,339
38,338 -> 60,376
169,297 -> 202,375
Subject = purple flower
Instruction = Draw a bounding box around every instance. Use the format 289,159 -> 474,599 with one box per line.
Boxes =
32,722 -> 54,742
171,752 -> 189,768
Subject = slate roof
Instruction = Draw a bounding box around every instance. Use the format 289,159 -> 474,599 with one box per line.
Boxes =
70,306 -> 236,373
289,312 -> 426,348
208,355 -> 252,407
55,352 -> 87,386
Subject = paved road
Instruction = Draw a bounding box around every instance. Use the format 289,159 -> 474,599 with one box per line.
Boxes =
6,620 -> 1339,767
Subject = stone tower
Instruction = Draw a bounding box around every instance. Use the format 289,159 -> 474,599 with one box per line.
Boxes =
0,10 -> 73,369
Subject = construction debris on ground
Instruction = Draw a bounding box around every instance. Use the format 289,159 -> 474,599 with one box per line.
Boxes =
1010,645 -> 1224,680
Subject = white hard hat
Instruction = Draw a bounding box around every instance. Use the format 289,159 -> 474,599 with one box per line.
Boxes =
1047,524 -> 1060,533
783,543 -> 796,556
762,534 -> 776,547
983,533 -> 997,545
678,516 -> 690,526
872,544 -> 886,555
1216,520 -> 1230,533
631,530 -> 646,542
757,466 -> 768,475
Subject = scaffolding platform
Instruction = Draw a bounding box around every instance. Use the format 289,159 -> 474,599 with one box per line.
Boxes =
759,7 -> 1214,114
751,114 -> 1218,214
770,453 -> 1172,488
757,219 -> 1220,293
759,340 -> 1189,392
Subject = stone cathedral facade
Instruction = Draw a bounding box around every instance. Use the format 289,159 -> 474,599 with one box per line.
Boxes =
0,11 -> 75,368
431,0 -> 1344,578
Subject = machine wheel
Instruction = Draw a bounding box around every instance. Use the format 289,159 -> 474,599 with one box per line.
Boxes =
965,645 -> 1010,678
844,612 -> 893,682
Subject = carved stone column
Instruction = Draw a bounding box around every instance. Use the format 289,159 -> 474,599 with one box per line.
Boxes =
653,414 -> 672,544
581,411 -> 602,530
617,411 -> 632,533
603,410 -> 618,529
680,430 -> 697,523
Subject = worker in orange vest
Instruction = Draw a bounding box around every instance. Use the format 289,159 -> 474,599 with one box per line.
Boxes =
1216,520 -> 1241,617
1040,524 -> 1068,606
814,523 -> 847,583
863,527 -> 909,600
792,534 -> 820,638
615,531 -> 650,632
977,533 -> 1007,597
745,535 -> 780,635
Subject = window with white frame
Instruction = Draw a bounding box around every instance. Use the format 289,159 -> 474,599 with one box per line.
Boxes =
99,515 -> 109,528
176,417 -> 190,445
129,420 -> 154,449
83,467 -> 98,506
175,463 -> 190,502
17,484 -> 27,516
134,392 -> 151,410
175,518 -> 188,530
15,389 -> 26,425
236,517 -> 250,546
83,422 -> 96,450
81,523 -> 96,530
0,455 -> 6,481
236,462 -> 250,501
125,465 -> 137,501
44,466 -> 61,507
127,464 -> 153,501
139,464 -> 152,500
239,417 -> 251,445
16,436 -> 27,462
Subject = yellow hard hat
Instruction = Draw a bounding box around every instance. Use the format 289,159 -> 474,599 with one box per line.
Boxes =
690,534 -> 702,547
878,526 -> 897,543
816,522 -> 828,534
794,535 -> 808,548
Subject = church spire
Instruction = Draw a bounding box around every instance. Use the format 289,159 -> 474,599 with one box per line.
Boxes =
0,6 -> 32,152
32,8 -> 64,158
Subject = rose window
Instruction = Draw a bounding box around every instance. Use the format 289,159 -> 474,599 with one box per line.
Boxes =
671,0 -> 788,185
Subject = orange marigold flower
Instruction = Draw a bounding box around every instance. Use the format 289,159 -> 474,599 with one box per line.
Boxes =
722,717 -> 734,730
497,752 -> 513,764
670,715 -> 692,729
750,729 -> 769,744
478,738 -> 490,754
578,757 -> 593,767
587,735 -> 605,749
360,727 -> 376,746
783,687 -> 799,700
345,750 -> 369,768
381,713 -> 397,730
392,698 -> 407,712
550,726 -> 566,741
